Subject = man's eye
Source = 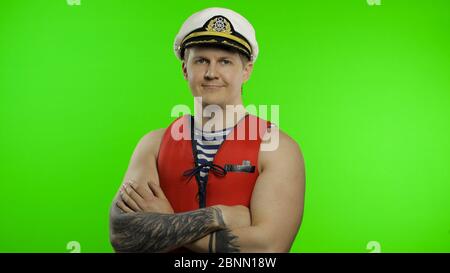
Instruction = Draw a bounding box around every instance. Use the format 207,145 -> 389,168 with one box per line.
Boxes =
195,59 -> 207,64
220,59 -> 231,65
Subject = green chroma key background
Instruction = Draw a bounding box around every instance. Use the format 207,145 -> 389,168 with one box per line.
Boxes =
0,0 -> 449,252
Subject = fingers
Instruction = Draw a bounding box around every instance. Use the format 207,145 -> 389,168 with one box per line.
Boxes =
125,179 -> 155,200
120,185 -> 142,212
125,182 -> 147,203
147,181 -> 167,199
127,181 -> 146,200
116,196 -> 134,213
132,181 -> 155,200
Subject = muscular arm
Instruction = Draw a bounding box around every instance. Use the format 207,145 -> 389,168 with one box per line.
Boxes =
109,129 -> 230,252
185,129 -> 306,252
109,127 -> 304,253
110,201 -> 225,252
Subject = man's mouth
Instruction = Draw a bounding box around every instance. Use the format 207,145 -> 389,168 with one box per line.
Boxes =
202,85 -> 223,88
201,84 -> 225,88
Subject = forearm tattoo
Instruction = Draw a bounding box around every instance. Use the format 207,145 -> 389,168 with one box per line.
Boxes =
208,214 -> 240,253
215,229 -> 240,253
110,203 -> 225,253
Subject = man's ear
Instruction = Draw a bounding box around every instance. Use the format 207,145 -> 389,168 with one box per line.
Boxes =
242,62 -> 254,83
182,61 -> 188,80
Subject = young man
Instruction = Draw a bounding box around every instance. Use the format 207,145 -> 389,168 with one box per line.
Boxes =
109,7 -> 305,253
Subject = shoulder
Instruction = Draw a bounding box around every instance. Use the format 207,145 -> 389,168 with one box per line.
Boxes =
140,128 -> 167,144
133,115 -> 189,159
259,126 -> 304,172
134,128 -> 167,158
279,129 -> 303,159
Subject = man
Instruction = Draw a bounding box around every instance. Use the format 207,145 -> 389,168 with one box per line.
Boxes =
109,7 -> 305,253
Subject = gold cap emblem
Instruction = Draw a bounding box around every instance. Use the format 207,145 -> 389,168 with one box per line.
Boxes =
206,16 -> 232,34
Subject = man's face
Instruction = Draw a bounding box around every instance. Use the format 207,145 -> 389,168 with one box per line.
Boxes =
182,47 -> 253,106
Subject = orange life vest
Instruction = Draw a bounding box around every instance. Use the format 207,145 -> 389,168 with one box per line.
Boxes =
157,114 -> 270,212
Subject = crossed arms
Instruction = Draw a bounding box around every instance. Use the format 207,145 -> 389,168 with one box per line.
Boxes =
109,128 -> 305,253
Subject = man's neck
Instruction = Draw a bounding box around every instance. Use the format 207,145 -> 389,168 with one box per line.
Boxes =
193,103 -> 247,131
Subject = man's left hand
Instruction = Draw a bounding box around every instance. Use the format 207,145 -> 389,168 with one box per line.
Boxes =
117,180 -> 174,214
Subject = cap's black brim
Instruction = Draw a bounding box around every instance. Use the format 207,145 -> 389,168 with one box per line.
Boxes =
182,35 -> 251,60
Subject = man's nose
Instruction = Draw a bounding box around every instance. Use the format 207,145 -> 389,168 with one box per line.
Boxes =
204,63 -> 218,80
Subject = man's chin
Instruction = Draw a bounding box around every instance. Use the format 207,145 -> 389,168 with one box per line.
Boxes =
196,94 -> 227,107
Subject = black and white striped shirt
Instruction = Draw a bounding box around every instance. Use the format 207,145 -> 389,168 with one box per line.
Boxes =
194,126 -> 233,182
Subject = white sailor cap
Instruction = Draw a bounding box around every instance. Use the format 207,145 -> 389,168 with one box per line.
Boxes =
173,7 -> 259,62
